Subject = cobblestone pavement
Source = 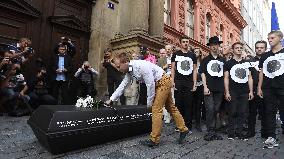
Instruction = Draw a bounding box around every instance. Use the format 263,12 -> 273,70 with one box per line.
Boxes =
0,116 -> 283,159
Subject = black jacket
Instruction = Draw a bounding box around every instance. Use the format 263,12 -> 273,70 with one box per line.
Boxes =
50,54 -> 73,81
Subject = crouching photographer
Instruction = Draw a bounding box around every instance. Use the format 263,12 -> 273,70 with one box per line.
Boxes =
28,58 -> 56,109
0,61 -> 31,116
74,61 -> 98,98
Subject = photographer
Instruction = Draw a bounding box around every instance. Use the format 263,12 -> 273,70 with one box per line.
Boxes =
74,61 -> 98,98
102,48 -> 125,105
54,37 -> 76,58
8,38 -> 34,64
0,51 -> 14,87
27,58 -> 56,109
0,63 -> 30,115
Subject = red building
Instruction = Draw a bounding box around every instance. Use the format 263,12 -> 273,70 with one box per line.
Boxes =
163,0 -> 247,52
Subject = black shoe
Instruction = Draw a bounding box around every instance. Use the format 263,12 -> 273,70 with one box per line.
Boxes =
140,139 -> 159,147
195,125 -> 202,132
178,130 -> 189,144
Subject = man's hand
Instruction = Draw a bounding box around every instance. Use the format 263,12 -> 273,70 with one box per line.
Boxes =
225,92 -> 231,101
257,87 -> 263,98
248,92 -> 254,100
19,91 -> 25,97
191,84 -> 197,92
56,69 -> 62,73
105,99 -> 112,105
204,87 -> 210,95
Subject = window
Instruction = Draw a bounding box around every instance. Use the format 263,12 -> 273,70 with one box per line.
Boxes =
230,33 -> 233,45
186,0 -> 194,38
206,14 -> 211,43
219,24 -> 224,41
164,0 -> 171,25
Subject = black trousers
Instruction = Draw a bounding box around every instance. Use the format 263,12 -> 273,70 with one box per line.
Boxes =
80,83 -> 97,98
263,88 -> 284,138
247,92 -> 265,135
204,92 -> 223,131
107,78 -> 125,105
52,81 -> 69,105
192,85 -> 203,125
138,83 -> 147,105
29,92 -> 56,109
227,92 -> 249,135
174,81 -> 194,128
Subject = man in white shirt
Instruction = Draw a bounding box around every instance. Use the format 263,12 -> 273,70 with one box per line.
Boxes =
105,52 -> 189,147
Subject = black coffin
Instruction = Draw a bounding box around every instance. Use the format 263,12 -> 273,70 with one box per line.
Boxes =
27,105 -> 152,154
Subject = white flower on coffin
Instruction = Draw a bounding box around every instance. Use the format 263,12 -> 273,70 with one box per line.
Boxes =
75,96 -> 94,108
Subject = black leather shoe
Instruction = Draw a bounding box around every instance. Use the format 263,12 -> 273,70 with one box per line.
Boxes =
178,130 -> 189,144
140,139 -> 159,147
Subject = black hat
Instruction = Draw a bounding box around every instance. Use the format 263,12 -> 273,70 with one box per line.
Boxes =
206,36 -> 223,46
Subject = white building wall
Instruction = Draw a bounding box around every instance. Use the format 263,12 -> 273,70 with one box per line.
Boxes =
241,0 -> 271,54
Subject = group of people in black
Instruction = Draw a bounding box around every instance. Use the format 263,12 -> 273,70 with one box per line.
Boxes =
164,30 -> 284,149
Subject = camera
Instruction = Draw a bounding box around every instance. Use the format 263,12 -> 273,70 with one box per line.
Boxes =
84,65 -> 90,70
26,47 -> 34,54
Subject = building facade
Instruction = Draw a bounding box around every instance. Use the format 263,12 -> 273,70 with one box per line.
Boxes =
241,0 -> 271,54
0,0 -> 95,103
163,0 -> 247,52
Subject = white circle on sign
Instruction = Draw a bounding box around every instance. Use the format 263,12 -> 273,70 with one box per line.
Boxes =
175,56 -> 193,75
263,54 -> 284,79
207,60 -> 224,77
230,64 -> 249,83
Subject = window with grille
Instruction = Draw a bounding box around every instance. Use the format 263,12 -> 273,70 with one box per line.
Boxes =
186,0 -> 194,38
206,14 -> 211,43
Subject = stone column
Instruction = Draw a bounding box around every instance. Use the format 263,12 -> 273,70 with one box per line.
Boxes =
130,0 -> 149,33
149,0 -> 164,37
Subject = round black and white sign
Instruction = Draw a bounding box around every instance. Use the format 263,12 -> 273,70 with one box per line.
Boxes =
263,53 -> 284,78
175,55 -> 193,75
229,63 -> 250,83
207,60 -> 224,77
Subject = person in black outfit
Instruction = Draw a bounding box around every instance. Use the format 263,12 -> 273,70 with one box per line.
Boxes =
258,30 -> 284,147
224,42 -> 254,140
51,44 -> 73,105
28,63 -> 56,108
201,36 -> 225,135
74,61 -> 98,98
193,48 -> 204,132
171,35 -> 197,130
245,40 -> 267,138
102,48 -> 125,105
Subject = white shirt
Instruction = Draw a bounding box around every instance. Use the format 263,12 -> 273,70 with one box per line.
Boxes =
110,60 -> 164,106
